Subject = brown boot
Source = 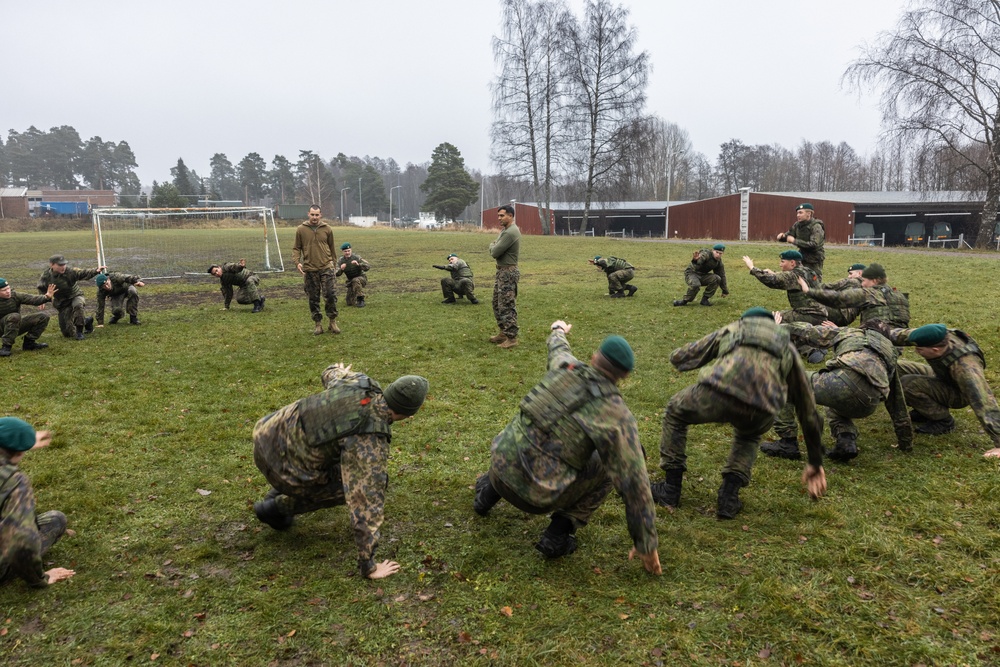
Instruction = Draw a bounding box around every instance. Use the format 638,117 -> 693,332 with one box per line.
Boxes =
489,333 -> 508,344
498,337 -> 518,349
313,321 -> 324,335
328,319 -> 341,334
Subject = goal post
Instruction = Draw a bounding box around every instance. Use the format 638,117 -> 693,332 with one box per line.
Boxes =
92,207 -> 284,279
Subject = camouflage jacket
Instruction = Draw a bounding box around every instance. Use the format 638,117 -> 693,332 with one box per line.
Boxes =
490,330 -> 658,555
0,290 -> 51,318
821,276 -> 862,291
0,452 -> 48,587
887,328 -> 985,385
686,250 -> 728,293
806,285 -> 910,328
749,265 -> 827,318
336,255 -> 370,280
670,317 -> 824,467
785,218 -> 826,270
98,272 -> 142,297
596,256 -> 634,274
489,223 -> 521,267
441,259 -> 473,280
37,266 -> 103,309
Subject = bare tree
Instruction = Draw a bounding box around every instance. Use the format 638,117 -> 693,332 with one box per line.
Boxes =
846,0 -> 1000,247
562,0 -> 649,233
608,116 -> 692,200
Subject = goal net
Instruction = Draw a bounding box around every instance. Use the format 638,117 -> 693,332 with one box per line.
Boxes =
92,207 -> 284,279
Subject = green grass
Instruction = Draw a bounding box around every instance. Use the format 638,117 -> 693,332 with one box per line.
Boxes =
2,228 -> 1000,666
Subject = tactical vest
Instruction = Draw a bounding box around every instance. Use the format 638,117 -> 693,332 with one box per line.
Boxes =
937,329 -> 985,369
519,363 -> 620,468
341,257 -> 365,279
862,286 -> 910,327
834,329 -> 897,371
787,266 -> 821,310
603,256 -> 632,273
718,318 -> 789,359
296,375 -> 392,448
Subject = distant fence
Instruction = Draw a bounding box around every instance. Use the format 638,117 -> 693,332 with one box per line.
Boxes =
848,232 -> 885,247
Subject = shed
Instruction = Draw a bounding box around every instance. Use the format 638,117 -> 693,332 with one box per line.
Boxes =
0,187 -> 29,218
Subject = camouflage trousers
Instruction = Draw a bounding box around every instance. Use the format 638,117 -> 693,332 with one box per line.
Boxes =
898,357 -> 1000,446
682,271 -> 721,301
659,383 -> 772,486
773,368 -> 882,440
441,276 -> 475,300
826,307 -> 859,327
606,269 -> 634,293
487,450 -> 612,530
303,269 -> 338,322
0,510 -> 66,584
1,311 -> 50,346
55,296 -> 86,336
344,275 -> 368,306
96,287 -> 139,324
492,266 -> 519,339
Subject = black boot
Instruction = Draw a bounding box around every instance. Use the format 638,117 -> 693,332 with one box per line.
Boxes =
908,409 -> 929,423
22,339 -> 48,351
610,290 -> 625,298
251,296 -> 266,313
357,297 -> 366,308
700,297 -> 712,306
442,297 -> 457,304
534,515 -> 577,559
129,315 -> 141,325
0,345 -> 11,357
915,415 -> 956,435
473,474 -> 502,516
672,299 -> 689,306
254,498 -> 294,530
75,325 -> 85,340
84,316 -> 95,333
109,313 -> 122,324
716,473 -> 745,519
807,349 -> 828,364
759,436 -> 801,460
650,469 -> 683,508
626,285 -> 638,297
827,432 -> 859,462
468,296 -> 479,304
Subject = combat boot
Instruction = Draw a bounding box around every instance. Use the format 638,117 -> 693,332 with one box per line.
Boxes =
442,297 -> 457,304
251,296 -> 265,313
468,296 -> 479,304
626,285 -> 638,297
489,333 -> 508,344
313,321 -> 324,335
498,337 -> 518,349
610,290 -> 625,298
827,432 -> 859,462
84,316 -> 95,333
807,349 -> 828,364
908,410 -> 929,423
129,315 -> 141,325
253,498 -> 294,531
22,339 -> 48,351
672,299 -> 689,306
109,313 -> 122,324
534,515 -> 577,559
75,325 -> 85,340
328,319 -> 341,334
650,469 -> 683,508
472,474 -> 502,516
699,297 -> 712,306
0,345 -> 11,357
716,473 -> 745,519
356,297 -> 366,308
759,436 -> 801,460
915,415 -> 955,435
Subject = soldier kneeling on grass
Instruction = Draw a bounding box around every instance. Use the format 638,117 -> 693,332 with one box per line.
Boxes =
433,253 -> 478,304
472,320 -> 661,575
252,364 -> 428,580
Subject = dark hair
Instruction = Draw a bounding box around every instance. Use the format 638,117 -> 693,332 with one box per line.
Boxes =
309,204 -> 321,211
207,265 -> 221,274
497,204 -> 515,217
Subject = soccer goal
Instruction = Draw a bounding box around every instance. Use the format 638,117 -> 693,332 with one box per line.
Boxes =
92,207 -> 284,279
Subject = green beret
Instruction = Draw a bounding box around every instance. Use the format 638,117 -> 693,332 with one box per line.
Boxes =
593,256 -> 602,261
849,263 -> 866,272
95,273 -> 109,287
796,203 -> 814,211
384,375 -> 429,416
908,324 -> 948,347
0,277 -> 8,289
712,244 -> 725,252
0,417 -> 36,452
741,307 -> 773,320
340,242 -> 351,250
779,249 -> 803,261
447,254 -> 458,259
861,263 -> 886,280
599,335 -> 634,372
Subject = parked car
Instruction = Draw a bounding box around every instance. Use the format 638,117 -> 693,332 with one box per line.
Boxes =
852,222 -> 876,245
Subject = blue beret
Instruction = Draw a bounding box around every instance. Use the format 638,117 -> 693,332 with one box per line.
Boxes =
741,307 -> 773,320
908,324 -> 948,347
599,335 -> 634,372
0,417 -> 36,452
780,249 -> 803,261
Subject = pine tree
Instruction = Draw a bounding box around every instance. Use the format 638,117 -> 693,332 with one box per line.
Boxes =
420,143 -> 480,222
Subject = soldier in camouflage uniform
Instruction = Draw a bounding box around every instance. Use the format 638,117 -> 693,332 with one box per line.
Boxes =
472,322 -> 661,574
797,263 -> 909,330
433,253 -> 478,304
489,204 -> 521,349
760,317 -> 913,462
0,417 -> 74,588
589,255 -> 637,298
95,272 -> 145,326
37,254 -> 104,340
252,364 -> 429,579
885,323 -> 1000,459
208,259 -> 265,313
819,263 -> 865,327
336,243 -> 371,307
673,243 -> 728,306
0,278 -> 56,357
650,307 -> 827,518
743,250 -> 827,325
777,202 -> 825,279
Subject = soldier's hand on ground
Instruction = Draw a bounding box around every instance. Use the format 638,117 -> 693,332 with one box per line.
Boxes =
628,548 -> 662,575
45,567 -> 75,584
773,311 -> 783,324
796,275 -> 810,293
742,256 -> 755,270
802,465 -> 827,499
587,258 -> 596,265
96,324 -> 104,328
550,320 -> 571,334
34,430 -> 53,450
983,447 -> 1000,459
367,560 -> 401,579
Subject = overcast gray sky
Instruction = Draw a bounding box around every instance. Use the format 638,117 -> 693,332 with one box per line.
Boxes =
3,0 -> 910,185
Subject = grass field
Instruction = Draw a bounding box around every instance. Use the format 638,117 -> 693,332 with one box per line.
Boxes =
1,227 -> 999,666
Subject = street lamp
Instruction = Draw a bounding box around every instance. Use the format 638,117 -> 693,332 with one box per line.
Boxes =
358,177 -> 363,217
340,187 -> 351,223
664,150 -> 687,239
390,185 -> 402,225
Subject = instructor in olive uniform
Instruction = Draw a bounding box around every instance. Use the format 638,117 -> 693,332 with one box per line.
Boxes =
489,205 -> 521,349
292,205 -> 339,335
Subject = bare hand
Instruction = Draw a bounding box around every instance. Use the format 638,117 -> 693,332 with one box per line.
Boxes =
786,235 -> 796,244
96,324 -> 104,328
587,259 -> 596,265
983,448 -> 1000,459
550,320 -> 572,334
45,284 -> 58,298
34,431 -> 53,450
297,263 -> 305,275
340,264 -> 347,271
135,281 -> 145,287
45,567 -> 75,584
367,560 -> 401,579
351,260 -> 359,266
820,320 -> 838,328
721,292 -> 728,298
776,233 -> 786,242
239,258 -> 247,267
628,548 -> 662,575
796,275 -> 810,293
773,311 -> 783,324
98,266 -> 108,273
742,256 -> 755,270
802,465 -> 827,499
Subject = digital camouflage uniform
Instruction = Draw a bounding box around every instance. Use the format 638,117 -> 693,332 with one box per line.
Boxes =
819,275 -> 863,327
806,285 -> 910,329
773,323 -> 913,450
784,217 -> 826,279
37,265 -> 102,337
888,328 -> 1000,448
490,222 -> 521,339
252,365 -> 395,577
292,220 -> 338,323
749,264 -> 827,324
0,450 -> 67,587
595,256 -> 635,294
336,254 -> 370,306
660,316 -> 824,486
435,259 -> 475,300
0,290 -> 52,348
96,272 -> 142,324
485,330 -> 657,555
681,249 -> 728,302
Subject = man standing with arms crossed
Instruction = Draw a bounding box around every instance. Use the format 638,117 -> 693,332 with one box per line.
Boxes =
489,204 -> 521,349
292,205 -> 340,335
